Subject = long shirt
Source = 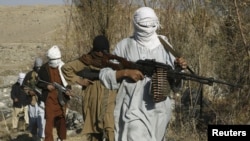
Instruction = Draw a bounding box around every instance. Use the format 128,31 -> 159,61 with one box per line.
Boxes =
99,35 -> 176,141
61,59 -> 117,138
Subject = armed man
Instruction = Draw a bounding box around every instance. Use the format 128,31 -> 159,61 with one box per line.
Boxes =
98,7 -> 187,141
23,57 -> 45,141
61,35 -> 117,141
36,45 -> 72,141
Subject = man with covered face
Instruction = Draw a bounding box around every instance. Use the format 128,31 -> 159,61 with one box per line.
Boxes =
36,45 -> 72,141
61,35 -> 117,141
99,7 -> 187,141
23,57 -> 46,141
11,72 -> 29,132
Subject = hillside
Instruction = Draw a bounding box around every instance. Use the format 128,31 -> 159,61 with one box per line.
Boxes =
0,5 -> 67,43
0,5 -> 69,86
0,5 -> 87,141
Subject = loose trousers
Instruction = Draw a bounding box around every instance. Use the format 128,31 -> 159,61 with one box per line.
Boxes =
12,105 -> 29,129
28,101 -> 46,138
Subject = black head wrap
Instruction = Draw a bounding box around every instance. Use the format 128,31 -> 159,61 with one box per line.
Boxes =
92,35 -> 110,53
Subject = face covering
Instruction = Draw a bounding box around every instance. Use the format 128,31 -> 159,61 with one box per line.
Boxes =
49,58 -> 62,68
18,78 -> 24,85
17,73 -> 26,85
133,7 -> 161,50
34,57 -> 43,72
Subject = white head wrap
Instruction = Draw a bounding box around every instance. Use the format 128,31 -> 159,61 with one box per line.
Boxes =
47,45 -> 62,68
133,7 -> 161,50
46,45 -> 68,87
134,7 -> 159,27
47,45 -> 61,59
17,73 -> 26,85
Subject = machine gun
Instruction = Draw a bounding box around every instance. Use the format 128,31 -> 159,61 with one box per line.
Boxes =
38,79 -> 71,106
100,52 -> 240,88
77,52 -> 240,88
76,52 -> 240,102
98,52 -> 241,119
136,59 -> 239,87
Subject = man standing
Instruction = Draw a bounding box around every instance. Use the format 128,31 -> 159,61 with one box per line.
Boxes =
23,57 -> 46,141
99,7 -> 187,141
11,72 -> 29,132
61,35 -> 117,141
36,45 -> 72,141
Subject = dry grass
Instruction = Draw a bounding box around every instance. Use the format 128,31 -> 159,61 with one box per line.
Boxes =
0,1 -> 249,141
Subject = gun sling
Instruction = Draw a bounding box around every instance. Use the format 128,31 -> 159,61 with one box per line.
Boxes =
158,36 -> 195,74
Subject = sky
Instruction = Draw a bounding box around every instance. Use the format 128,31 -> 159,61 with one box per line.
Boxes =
0,0 -> 68,6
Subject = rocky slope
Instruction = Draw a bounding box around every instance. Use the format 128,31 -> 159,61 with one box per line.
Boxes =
0,5 -> 86,141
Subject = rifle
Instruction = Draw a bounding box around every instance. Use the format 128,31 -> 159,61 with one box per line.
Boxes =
100,52 -> 240,88
76,52 -> 240,88
23,85 -> 42,95
38,79 -> 70,106
137,59 -> 239,87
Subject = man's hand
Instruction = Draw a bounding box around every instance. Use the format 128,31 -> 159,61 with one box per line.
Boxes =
116,69 -> 144,82
47,84 -> 55,91
76,78 -> 93,87
28,90 -> 36,96
175,57 -> 187,69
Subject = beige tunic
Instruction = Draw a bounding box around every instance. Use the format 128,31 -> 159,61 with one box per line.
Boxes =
61,59 -> 117,139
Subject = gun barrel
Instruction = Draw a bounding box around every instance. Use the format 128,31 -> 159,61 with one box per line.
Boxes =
53,82 -> 67,92
38,79 -> 51,85
170,71 -> 239,87
211,79 -> 240,87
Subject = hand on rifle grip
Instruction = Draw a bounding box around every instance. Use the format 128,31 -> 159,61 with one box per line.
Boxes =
47,84 -> 55,91
28,90 -> 36,96
122,69 -> 144,82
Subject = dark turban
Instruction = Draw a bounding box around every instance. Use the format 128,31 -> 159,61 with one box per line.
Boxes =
92,35 -> 110,53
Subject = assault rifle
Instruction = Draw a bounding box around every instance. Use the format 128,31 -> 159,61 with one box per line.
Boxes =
38,79 -> 71,106
23,85 -> 42,95
95,52 -> 240,88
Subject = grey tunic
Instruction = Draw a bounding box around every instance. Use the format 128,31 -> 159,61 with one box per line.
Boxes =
99,35 -> 176,141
